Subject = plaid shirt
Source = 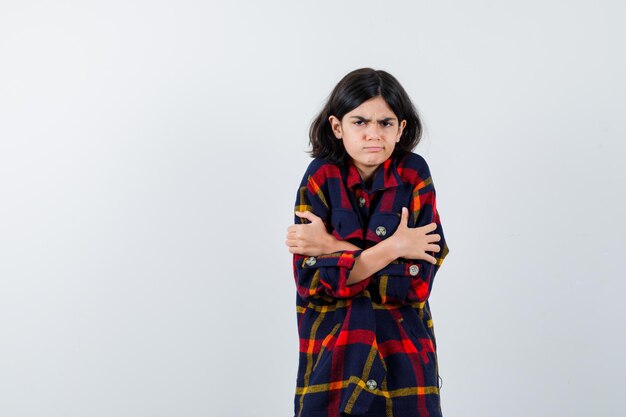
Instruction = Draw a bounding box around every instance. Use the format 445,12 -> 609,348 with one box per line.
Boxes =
292,152 -> 450,417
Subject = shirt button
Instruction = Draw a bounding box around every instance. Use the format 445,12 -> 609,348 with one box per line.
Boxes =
304,256 -> 317,266
409,265 -> 420,276
375,226 -> 387,237
366,379 -> 378,390
358,197 -> 366,207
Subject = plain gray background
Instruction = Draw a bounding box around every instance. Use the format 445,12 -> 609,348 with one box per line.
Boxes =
1,1 -> 624,416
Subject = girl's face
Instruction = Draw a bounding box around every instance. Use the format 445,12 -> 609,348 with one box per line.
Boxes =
329,96 -> 406,181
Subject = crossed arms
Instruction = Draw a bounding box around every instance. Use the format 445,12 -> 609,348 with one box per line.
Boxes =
286,206 -> 441,287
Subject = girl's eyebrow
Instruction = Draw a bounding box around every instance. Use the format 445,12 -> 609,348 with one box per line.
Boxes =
349,116 -> 397,122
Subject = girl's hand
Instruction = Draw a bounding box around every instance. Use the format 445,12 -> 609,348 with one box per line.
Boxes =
286,211 -> 335,256
388,207 -> 441,264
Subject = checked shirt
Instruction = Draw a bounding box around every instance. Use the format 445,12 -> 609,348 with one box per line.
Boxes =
292,152 -> 450,417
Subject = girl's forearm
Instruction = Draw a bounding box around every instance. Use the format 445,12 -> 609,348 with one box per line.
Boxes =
346,238 -> 399,286
327,238 -> 362,253
326,237 -> 400,285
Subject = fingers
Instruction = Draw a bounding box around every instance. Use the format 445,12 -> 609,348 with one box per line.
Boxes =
286,232 -> 306,249
400,206 -> 409,226
426,243 -> 441,252
295,210 -> 321,223
425,232 -> 441,242
285,238 -> 305,254
287,246 -> 305,255
417,222 -> 438,233
287,224 -> 305,236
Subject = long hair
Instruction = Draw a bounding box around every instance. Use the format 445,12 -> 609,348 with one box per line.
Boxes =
309,68 -> 422,164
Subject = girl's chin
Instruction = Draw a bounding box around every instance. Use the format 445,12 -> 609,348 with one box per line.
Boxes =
350,153 -> 392,168
360,155 -> 388,165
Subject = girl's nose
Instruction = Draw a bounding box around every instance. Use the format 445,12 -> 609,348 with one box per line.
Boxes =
365,123 -> 383,140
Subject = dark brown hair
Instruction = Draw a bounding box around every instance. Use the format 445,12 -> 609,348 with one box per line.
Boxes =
309,68 -> 422,164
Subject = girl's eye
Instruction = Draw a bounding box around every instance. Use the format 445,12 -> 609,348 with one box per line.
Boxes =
353,120 -> 393,127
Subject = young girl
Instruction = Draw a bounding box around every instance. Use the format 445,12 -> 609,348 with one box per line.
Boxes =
286,68 -> 450,417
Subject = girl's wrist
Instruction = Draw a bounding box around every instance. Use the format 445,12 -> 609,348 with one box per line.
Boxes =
385,235 -> 402,259
325,234 -> 362,253
324,233 -> 340,253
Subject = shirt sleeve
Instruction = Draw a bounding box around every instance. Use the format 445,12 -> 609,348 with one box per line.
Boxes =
375,158 -> 450,304
292,164 -> 371,300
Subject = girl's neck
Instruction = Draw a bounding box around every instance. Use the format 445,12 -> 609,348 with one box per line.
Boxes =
354,164 -> 377,184
356,166 -> 377,189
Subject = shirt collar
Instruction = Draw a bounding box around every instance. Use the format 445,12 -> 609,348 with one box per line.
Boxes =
346,156 -> 401,191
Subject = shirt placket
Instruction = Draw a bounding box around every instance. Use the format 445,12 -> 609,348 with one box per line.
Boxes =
355,188 -> 369,222
354,187 -> 383,249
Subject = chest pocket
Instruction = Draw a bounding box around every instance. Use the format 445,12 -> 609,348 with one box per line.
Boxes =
330,208 -> 363,241
366,211 -> 401,243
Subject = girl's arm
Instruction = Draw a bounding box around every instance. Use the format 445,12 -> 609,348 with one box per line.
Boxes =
346,207 -> 439,285
291,163 -> 372,300
375,155 -> 450,304
290,156 -> 449,304
287,207 -> 440,286
286,210 -> 362,255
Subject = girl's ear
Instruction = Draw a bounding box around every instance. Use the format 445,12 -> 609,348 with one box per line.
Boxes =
328,115 -> 343,139
397,119 -> 407,142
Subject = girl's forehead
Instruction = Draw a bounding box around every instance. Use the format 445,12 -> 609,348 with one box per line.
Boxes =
348,97 -> 397,117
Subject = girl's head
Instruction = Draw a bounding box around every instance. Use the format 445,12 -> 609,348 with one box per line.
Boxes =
309,68 -> 422,173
